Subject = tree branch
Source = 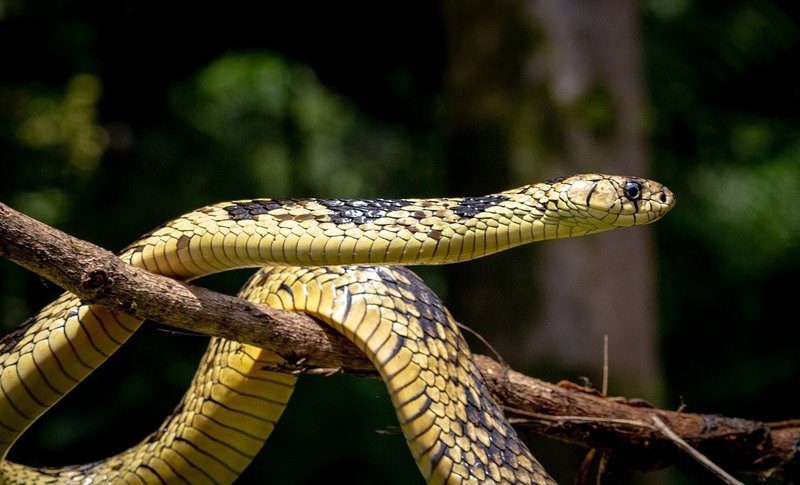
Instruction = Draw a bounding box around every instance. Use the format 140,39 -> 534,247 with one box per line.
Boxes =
1,201 -> 797,481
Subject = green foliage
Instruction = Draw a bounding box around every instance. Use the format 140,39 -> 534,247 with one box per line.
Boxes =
572,84 -> 616,139
15,74 -> 108,171
0,1 -> 798,482
691,156 -> 800,275
647,0 -> 800,422
172,52 -> 438,199
1,44 -> 443,482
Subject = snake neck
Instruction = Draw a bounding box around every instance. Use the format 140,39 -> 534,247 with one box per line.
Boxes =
122,170 -> 680,281
121,184 -> 607,281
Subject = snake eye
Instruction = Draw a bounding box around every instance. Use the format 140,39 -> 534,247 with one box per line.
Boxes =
623,181 -> 642,201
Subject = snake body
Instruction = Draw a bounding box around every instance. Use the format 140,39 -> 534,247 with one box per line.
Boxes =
0,174 -> 674,483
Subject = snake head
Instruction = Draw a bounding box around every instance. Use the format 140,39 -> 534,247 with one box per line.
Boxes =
540,174 -> 675,233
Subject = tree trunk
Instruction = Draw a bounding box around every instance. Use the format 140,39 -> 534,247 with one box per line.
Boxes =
444,0 -> 663,401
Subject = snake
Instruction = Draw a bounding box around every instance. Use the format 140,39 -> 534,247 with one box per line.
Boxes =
0,174 -> 673,484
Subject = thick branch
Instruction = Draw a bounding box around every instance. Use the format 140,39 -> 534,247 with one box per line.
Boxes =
1,202 -> 798,480
0,202 -> 373,373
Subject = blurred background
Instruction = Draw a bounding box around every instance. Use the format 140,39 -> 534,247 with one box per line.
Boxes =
1,1 -> 798,483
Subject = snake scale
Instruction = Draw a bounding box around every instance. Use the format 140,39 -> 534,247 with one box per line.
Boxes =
0,174 -> 673,484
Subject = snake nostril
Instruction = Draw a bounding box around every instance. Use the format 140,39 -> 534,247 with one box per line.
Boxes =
660,192 -> 667,203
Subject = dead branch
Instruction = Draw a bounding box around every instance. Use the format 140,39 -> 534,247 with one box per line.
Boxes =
1,201 -> 798,481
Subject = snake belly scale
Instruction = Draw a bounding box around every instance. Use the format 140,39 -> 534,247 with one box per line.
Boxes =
0,174 -> 674,484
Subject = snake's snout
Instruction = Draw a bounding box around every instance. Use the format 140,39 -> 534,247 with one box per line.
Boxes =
645,180 -> 676,218
657,184 -> 676,208
633,178 -> 676,225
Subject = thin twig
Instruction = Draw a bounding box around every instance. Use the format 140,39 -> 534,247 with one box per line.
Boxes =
602,334 -> 608,397
651,416 -> 743,485
505,406 -> 656,430
577,336 -> 609,485
769,419 -> 800,429
595,453 -> 607,485
510,406 -> 744,484
155,326 -> 206,337
456,320 -> 515,395
596,335 -> 609,484
456,320 -> 508,368
575,448 -> 596,485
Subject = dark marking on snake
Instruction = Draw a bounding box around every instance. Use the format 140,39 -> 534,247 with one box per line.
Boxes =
224,205 -> 252,221
278,284 -> 295,300
490,428 -> 508,453
340,287 -> 354,323
379,333 -> 407,366
177,235 -> 190,250
376,266 -> 449,341
428,441 -> 448,471
223,200 -> 284,220
227,198 -> 416,225
545,176 -> 566,184
375,266 -> 400,284
403,396 -> 433,424
451,195 -> 509,219
585,181 -> 598,207
319,198 -> 413,225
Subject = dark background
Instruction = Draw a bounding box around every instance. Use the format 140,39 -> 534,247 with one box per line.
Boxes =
1,1 -> 798,483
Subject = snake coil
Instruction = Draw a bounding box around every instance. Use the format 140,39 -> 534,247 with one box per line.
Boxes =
0,174 -> 673,484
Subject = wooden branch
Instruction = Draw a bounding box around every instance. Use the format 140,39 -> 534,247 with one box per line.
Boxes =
0,202 -> 373,373
478,356 -> 798,479
1,201 -> 798,481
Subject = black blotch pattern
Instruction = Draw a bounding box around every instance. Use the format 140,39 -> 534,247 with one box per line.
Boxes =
545,176 -> 566,184
415,297 -> 448,340
263,265 -> 543,480
381,267 -> 448,340
224,198 -> 416,224
223,200 -> 285,221
319,198 -> 413,225
451,195 -> 508,219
